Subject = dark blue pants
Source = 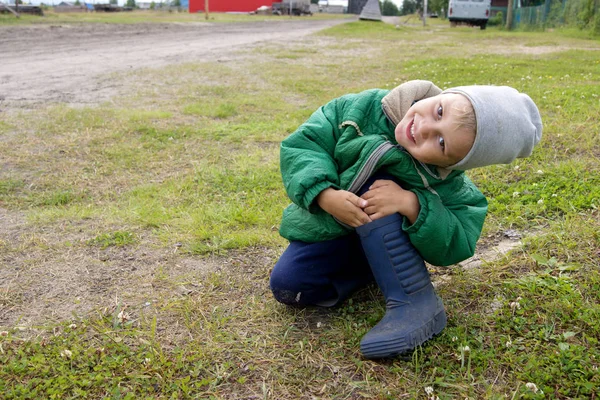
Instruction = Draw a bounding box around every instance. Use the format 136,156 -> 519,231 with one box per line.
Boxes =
270,174 -> 397,307
270,233 -> 373,306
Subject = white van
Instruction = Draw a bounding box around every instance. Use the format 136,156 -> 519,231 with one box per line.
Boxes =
448,0 -> 491,29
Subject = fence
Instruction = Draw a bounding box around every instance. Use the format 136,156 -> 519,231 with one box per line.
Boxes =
511,0 -> 600,32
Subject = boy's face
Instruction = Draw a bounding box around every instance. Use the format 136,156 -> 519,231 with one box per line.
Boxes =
394,93 -> 475,168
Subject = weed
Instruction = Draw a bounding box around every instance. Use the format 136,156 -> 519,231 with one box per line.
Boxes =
87,231 -> 136,249
0,179 -> 23,197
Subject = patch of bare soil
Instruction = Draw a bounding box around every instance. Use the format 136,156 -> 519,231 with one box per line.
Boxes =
0,19 -> 351,110
0,208 -> 201,327
0,206 -> 279,330
456,237 -> 523,270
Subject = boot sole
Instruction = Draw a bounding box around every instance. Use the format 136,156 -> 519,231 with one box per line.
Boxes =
360,309 -> 447,359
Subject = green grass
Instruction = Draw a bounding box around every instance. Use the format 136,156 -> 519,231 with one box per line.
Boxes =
1,16 -> 600,399
88,231 -> 137,248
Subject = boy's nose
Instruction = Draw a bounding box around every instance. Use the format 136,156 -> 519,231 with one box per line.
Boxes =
417,119 -> 433,139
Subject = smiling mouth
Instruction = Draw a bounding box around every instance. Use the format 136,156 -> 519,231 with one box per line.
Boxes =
406,120 -> 416,143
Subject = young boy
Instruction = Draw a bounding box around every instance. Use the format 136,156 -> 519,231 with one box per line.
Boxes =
270,80 -> 543,359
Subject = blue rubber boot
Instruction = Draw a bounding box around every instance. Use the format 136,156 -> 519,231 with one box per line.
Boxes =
356,213 -> 447,359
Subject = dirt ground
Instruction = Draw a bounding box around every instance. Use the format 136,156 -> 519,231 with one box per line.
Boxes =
0,18 -> 524,330
0,19 -> 350,109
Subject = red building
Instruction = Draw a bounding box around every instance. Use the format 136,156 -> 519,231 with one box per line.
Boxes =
190,0 -> 282,13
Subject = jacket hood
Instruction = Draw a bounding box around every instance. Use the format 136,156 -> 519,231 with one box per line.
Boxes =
381,80 -> 442,126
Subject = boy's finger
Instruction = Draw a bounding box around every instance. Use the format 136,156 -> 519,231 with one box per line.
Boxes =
367,212 -> 384,221
363,205 -> 377,215
349,193 -> 368,208
369,180 -> 390,189
357,211 -> 372,225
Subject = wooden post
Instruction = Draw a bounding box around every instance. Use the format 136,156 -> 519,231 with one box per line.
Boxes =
204,0 -> 208,20
5,4 -> 20,17
505,0 -> 514,30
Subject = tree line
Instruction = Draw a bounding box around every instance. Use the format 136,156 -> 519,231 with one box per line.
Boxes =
381,0 -> 448,17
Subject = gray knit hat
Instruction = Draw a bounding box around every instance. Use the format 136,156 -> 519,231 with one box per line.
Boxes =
442,85 -> 543,171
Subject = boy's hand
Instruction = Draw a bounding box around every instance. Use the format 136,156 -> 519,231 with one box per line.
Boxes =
361,180 -> 420,224
317,188 -> 372,227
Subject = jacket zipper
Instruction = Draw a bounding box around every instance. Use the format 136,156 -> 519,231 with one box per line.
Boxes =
346,141 -> 397,193
335,141 -> 398,229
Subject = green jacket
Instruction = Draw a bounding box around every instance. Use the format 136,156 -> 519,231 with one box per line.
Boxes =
279,88 -> 488,267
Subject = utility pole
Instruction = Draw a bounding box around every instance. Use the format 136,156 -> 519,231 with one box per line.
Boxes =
505,0 -> 514,30
204,0 -> 208,20
422,0 -> 428,25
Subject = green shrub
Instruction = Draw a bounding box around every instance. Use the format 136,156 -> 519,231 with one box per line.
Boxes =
488,11 -> 504,26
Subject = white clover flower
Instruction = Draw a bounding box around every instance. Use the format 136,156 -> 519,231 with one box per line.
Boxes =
425,386 -> 435,395
538,199 -> 544,205
513,192 -> 520,198
117,310 -> 131,323
510,301 -> 521,310
514,165 -> 520,170
69,324 -> 77,329
536,170 -> 544,174
506,340 -> 512,348
316,322 -> 322,328
552,193 -> 558,197
452,336 -> 458,342
462,345 -> 471,353
60,349 -> 73,359
525,382 -> 539,393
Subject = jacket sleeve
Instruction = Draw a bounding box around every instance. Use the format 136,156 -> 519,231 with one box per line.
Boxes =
280,97 -> 346,212
403,176 -> 488,267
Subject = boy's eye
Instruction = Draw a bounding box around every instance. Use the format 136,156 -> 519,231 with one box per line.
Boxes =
439,137 -> 445,149
437,105 -> 443,119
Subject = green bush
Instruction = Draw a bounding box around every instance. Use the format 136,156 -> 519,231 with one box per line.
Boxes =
488,11 -> 504,26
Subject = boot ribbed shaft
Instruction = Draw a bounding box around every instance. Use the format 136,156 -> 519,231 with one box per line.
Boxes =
384,230 -> 430,295
357,213 -> 447,359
